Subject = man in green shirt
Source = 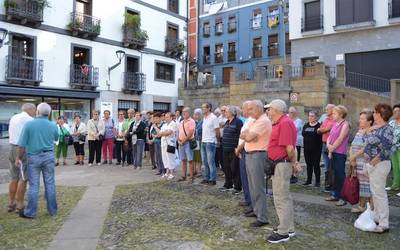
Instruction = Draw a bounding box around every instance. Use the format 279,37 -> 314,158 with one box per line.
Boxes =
16,103 -> 59,219
122,108 -> 135,165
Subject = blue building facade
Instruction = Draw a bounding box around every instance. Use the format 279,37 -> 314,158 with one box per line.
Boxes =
198,0 -> 289,84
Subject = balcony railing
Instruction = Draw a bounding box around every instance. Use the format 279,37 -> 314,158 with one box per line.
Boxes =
389,1 -> 400,18
165,37 -> 185,59
345,71 -> 390,95
123,72 -> 146,93
251,16 -> 262,29
123,26 -> 148,50
228,51 -> 236,62
215,53 -> 223,63
215,23 -> 224,35
68,12 -> 101,38
203,26 -> 211,37
5,55 -> 43,85
203,55 -> 210,64
228,21 -> 237,33
268,44 -> 279,57
252,46 -> 262,58
5,0 -> 44,25
70,64 -> 99,89
302,15 -> 323,32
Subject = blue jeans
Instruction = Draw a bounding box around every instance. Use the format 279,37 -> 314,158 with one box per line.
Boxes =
322,143 -> 329,173
332,152 -> 347,199
24,151 -> 57,218
154,141 -> 164,174
201,142 -> 217,181
178,142 -> 194,161
133,139 -> 145,167
240,151 -> 252,206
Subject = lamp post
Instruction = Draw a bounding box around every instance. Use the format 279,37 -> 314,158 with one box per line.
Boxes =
106,50 -> 126,90
0,28 -> 9,48
278,0 -> 286,65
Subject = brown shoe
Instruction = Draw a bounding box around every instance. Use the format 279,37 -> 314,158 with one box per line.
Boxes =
7,204 -> 16,213
177,177 -> 186,182
239,201 -> 250,207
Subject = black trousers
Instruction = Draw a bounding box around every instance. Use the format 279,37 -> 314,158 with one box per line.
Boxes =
115,140 -> 124,163
223,149 -> 242,191
123,143 -> 132,165
215,145 -> 224,169
149,143 -> 156,167
88,140 -> 102,164
304,147 -> 322,183
296,146 -> 302,162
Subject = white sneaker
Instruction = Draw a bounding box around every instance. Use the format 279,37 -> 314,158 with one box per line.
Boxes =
97,163 -> 101,166
88,163 -> 93,167
396,192 -> 400,197
167,175 -> 175,180
385,187 -> 392,191
161,174 -> 167,179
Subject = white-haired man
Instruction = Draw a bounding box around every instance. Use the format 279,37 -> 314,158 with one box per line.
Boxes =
7,103 -> 36,213
266,99 -> 302,243
16,103 -> 59,219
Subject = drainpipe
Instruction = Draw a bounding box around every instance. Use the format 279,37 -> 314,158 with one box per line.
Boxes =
184,0 -> 189,89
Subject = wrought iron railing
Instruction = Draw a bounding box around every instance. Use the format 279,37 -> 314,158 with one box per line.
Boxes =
215,23 -> 224,35
389,1 -> 400,18
252,46 -> 262,58
345,71 -> 391,95
5,0 -> 44,23
228,21 -> 237,33
203,26 -> 211,37
123,72 -> 146,92
5,55 -> 43,83
69,12 -> 101,36
165,37 -> 185,58
236,71 -> 255,81
70,64 -> 99,88
228,51 -> 236,62
251,16 -> 263,29
301,15 -> 323,32
203,55 -> 210,64
215,53 -> 223,63
123,26 -> 147,49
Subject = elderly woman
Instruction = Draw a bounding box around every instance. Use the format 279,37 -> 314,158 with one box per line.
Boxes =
55,116 -> 70,166
326,105 -> 350,206
87,110 -> 105,166
70,114 -> 87,165
364,103 -> 393,233
221,106 -> 243,193
349,110 -> 374,213
156,112 -> 178,180
193,108 -> 203,177
301,111 -> 322,186
389,104 -> 400,195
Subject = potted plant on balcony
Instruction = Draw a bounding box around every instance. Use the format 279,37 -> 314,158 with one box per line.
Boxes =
92,23 -> 101,35
123,13 -> 148,48
175,41 -> 185,59
67,18 -> 83,36
4,0 -> 17,9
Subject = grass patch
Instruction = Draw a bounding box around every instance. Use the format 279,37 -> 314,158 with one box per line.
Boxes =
98,181 -> 400,249
0,186 -> 87,249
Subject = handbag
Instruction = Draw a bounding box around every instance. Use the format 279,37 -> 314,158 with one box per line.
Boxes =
167,145 -> 176,154
94,122 -> 103,141
78,134 -> 86,142
182,120 -> 197,150
341,175 -> 360,205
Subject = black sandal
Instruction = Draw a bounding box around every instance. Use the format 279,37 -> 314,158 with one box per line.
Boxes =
7,204 -> 16,213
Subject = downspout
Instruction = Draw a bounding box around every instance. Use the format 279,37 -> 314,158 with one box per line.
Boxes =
184,0 -> 189,89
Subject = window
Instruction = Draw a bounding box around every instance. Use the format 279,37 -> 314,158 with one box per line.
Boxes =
155,62 -> 175,82
76,0 -> 92,15
168,0 -> 179,14
73,46 -> 90,65
228,16 -> 236,33
285,33 -> 291,55
268,34 -> 278,56
215,44 -> 223,63
228,42 -> 236,62
391,0 -> 400,18
203,46 -> 210,64
153,102 -> 170,113
126,56 -> 139,73
167,24 -> 178,41
336,0 -> 373,26
11,35 -> 34,58
252,37 -> 262,58
268,6 -> 280,28
203,21 -> 211,37
252,8 -> 262,29
302,57 -> 319,77
303,1 -> 323,32
215,17 -> 223,35
118,100 -> 139,113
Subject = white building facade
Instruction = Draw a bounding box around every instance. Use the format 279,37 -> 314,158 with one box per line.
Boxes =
0,0 -> 187,131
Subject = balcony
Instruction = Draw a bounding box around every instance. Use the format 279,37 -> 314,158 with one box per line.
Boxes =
302,15 -> 323,32
4,0 -> 45,26
5,55 -> 43,86
68,12 -> 101,38
69,64 -> 99,90
203,55 -> 210,64
123,26 -> 148,50
123,72 -> 146,94
228,21 -> 236,33
165,37 -> 185,59
203,26 -> 211,37
267,14 -> 280,28
251,16 -> 262,29
228,51 -> 236,62
215,53 -> 223,64
252,46 -> 262,58
215,23 -> 223,35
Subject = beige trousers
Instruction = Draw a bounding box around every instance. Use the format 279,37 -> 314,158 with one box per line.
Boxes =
271,162 -> 294,234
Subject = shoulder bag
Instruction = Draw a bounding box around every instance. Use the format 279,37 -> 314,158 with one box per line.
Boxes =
95,121 -> 103,141
182,120 -> 197,150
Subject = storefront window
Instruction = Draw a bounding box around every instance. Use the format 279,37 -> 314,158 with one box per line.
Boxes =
60,98 -> 91,125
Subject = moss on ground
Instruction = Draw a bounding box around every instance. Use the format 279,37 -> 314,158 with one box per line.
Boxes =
0,186 -> 87,250
98,181 -> 400,250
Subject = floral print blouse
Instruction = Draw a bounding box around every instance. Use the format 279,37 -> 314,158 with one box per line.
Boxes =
364,124 -> 394,162
389,120 -> 400,151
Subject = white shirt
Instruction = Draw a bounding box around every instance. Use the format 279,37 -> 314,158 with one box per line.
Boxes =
8,112 -> 34,145
238,117 -> 255,146
218,115 -> 228,137
202,113 -> 220,143
161,121 -> 177,146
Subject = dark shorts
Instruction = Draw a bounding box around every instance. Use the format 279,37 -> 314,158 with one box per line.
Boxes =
73,142 -> 85,156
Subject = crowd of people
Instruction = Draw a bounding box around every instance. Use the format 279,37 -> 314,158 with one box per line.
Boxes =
6,98 -> 400,243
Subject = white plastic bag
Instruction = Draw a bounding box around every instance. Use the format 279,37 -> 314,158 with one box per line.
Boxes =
354,203 -> 376,231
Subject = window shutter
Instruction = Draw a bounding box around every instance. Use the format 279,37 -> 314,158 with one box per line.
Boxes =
336,0 -> 353,25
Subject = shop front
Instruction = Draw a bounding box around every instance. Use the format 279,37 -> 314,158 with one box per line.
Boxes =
0,85 -> 99,138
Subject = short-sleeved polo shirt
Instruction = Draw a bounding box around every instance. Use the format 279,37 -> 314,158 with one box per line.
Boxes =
222,117 -> 243,151
267,115 -> 297,161
244,114 -> 272,152
202,113 -> 220,143
178,118 -> 196,141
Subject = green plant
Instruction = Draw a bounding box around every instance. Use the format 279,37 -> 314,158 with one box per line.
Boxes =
67,19 -> 83,31
35,0 -> 51,8
124,13 -> 141,29
133,30 -> 148,42
92,23 -> 101,34
4,0 -> 17,9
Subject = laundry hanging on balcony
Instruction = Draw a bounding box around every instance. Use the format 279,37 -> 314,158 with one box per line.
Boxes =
268,10 -> 280,28
81,64 -> 89,76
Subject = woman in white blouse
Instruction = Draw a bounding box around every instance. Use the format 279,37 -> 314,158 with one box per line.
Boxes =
70,114 -> 87,165
155,112 -> 178,180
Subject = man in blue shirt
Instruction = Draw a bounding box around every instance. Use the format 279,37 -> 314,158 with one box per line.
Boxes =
16,103 -> 59,219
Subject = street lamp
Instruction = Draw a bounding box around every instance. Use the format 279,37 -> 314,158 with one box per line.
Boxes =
0,28 -> 9,48
106,50 -> 126,90
278,0 -> 286,65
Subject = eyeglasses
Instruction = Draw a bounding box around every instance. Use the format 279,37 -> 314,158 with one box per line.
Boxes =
119,113 -> 124,115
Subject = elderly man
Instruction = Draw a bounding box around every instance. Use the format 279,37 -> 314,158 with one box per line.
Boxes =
16,103 -> 59,219
288,107 -> 304,184
317,104 -> 336,191
177,107 -> 196,182
201,103 -> 220,185
7,103 -> 36,213
221,106 -> 243,193
266,99 -> 301,243
240,100 -> 272,227
214,107 -> 227,170
123,108 -> 135,166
